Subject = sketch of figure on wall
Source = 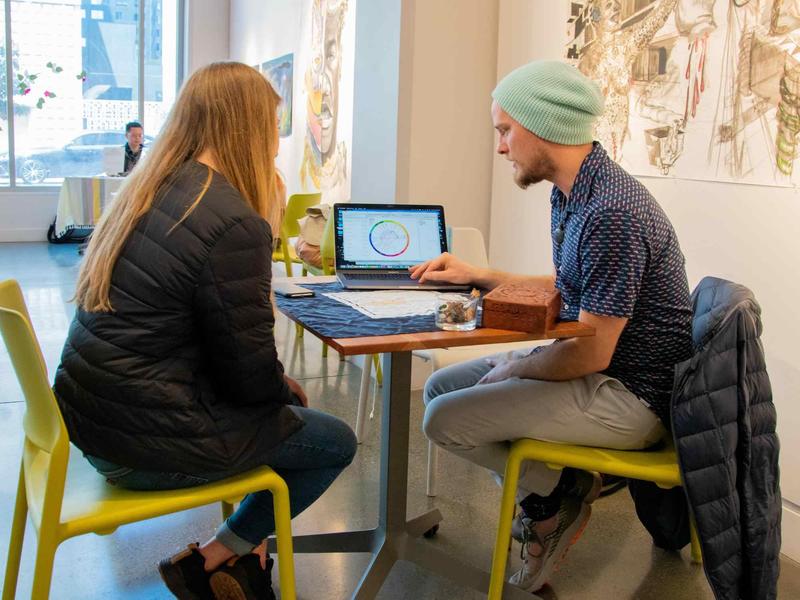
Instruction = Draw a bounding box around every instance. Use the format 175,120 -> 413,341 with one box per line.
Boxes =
566,0 -> 680,160
566,0 -> 800,184
723,0 -> 800,176
299,0 -> 349,201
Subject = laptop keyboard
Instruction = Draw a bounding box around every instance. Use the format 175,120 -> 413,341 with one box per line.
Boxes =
346,273 -> 414,280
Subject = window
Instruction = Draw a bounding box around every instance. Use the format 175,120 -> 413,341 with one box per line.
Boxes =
0,0 -> 184,187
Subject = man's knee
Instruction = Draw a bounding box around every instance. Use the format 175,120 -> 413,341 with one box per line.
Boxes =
422,395 -> 463,447
423,366 -> 462,406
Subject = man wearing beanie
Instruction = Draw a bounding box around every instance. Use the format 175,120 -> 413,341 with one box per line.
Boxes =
412,60 -> 693,593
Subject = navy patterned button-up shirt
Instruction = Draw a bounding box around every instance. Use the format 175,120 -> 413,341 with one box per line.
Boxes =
550,143 -> 692,425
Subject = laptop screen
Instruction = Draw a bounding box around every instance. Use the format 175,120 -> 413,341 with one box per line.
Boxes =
334,203 -> 448,270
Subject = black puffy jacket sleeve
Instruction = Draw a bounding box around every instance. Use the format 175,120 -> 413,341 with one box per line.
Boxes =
194,215 -> 292,407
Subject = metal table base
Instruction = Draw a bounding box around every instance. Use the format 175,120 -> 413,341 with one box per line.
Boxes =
269,351 -> 533,599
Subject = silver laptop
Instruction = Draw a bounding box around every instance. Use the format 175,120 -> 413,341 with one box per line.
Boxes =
334,203 -> 471,290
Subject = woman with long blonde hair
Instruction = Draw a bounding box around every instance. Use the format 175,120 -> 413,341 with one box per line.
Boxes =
54,62 -> 356,600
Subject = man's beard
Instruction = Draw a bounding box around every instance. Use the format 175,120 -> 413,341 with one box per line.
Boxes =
514,159 -> 553,189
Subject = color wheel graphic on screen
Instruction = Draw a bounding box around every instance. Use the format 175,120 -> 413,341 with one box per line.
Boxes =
368,220 -> 410,257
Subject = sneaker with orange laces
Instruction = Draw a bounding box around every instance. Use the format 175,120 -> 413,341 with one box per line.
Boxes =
511,469 -> 601,543
509,495 -> 592,592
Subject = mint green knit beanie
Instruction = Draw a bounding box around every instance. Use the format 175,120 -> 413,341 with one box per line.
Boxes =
492,60 -> 604,145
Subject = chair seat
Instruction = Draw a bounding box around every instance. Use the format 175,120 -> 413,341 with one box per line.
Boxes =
512,438 -> 681,488
25,446 -> 278,541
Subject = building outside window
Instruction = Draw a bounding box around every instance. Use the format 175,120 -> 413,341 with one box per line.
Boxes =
0,0 -> 182,186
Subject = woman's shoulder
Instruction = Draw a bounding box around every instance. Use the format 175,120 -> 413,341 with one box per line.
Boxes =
157,161 -> 265,237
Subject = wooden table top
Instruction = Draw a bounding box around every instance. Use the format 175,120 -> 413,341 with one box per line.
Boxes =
275,276 -> 595,356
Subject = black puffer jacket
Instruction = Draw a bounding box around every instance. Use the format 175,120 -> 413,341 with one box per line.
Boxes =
54,161 -> 303,475
672,277 -> 781,599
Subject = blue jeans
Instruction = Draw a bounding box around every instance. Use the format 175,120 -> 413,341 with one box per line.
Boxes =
87,407 -> 357,555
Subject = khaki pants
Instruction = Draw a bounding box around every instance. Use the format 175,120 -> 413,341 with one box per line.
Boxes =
422,348 -> 666,499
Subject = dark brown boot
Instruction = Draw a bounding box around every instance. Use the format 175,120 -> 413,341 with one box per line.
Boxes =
158,543 -> 215,600
209,554 -> 276,600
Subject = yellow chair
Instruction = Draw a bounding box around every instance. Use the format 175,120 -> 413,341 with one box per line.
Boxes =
487,438 -> 702,599
272,192 -> 322,277
0,280 -> 297,600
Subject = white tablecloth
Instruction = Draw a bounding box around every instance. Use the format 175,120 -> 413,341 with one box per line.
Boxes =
55,176 -> 125,238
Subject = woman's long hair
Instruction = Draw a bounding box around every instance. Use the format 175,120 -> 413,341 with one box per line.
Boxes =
74,62 -> 282,312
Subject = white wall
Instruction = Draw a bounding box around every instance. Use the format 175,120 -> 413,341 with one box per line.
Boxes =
229,0 -> 305,196
350,0 -> 406,205
185,0 -> 230,75
400,0 -> 498,239
0,0 -> 230,242
489,0 -> 800,561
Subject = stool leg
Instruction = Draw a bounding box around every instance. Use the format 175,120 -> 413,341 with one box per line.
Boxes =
30,532 -> 59,600
426,441 -> 439,497
271,478 -> 296,600
355,356 -> 371,443
374,354 -> 383,386
221,501 -> 235,521
488,448 -> 524,600
689,518 -> 702,564
2,465 -> 27,600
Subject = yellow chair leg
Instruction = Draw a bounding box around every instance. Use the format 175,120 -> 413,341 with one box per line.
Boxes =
322,343 -> 328,358
488,447 -> 524,600
30,531 -> 59,600
283,245 -> 293,278
373,354 -> 383,387
689,519 -> 702,564
221,501 -> 235,521
2,465 -> 27,600
271,479 -> 297,600
295,323 -> 304,339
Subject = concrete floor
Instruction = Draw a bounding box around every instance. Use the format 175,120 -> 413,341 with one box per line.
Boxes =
0,242 -> 798,599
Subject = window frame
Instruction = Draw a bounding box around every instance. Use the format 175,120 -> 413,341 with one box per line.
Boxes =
1,0 -> 185,190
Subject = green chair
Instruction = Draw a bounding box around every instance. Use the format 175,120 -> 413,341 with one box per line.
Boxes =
0,280 -> 297,600
487,437 -> 702,599
272,192 -> 322,277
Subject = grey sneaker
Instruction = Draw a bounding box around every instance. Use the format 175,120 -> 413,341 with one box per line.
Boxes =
509,496 -> 591,592
511,470 -> 601,543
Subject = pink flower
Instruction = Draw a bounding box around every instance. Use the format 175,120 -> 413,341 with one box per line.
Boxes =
23,88 -> 30,95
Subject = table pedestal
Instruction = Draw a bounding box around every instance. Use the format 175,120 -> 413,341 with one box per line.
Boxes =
268,351 -> 535,599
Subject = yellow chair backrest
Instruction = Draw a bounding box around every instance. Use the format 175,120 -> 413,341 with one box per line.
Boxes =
281,193 -> 322,242
0,280 -> 69,458
319,215 -> 335,276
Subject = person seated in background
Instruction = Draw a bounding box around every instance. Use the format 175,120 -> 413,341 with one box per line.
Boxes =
123,120 -> 144,173
54,62 -> 356,600
411,60 -> 693,594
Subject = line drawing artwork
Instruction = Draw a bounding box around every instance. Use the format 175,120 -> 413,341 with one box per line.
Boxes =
565,0 -> 800,185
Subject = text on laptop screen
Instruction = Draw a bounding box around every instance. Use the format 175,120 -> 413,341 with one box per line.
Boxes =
337,207 -> 445,269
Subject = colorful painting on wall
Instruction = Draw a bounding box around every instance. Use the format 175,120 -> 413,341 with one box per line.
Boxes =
566,0 -> 800,186
300,0 -> 350,202
262,53 -> 294,138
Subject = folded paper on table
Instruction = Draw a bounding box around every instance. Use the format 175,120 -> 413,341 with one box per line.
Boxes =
324,290 -> 440,319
